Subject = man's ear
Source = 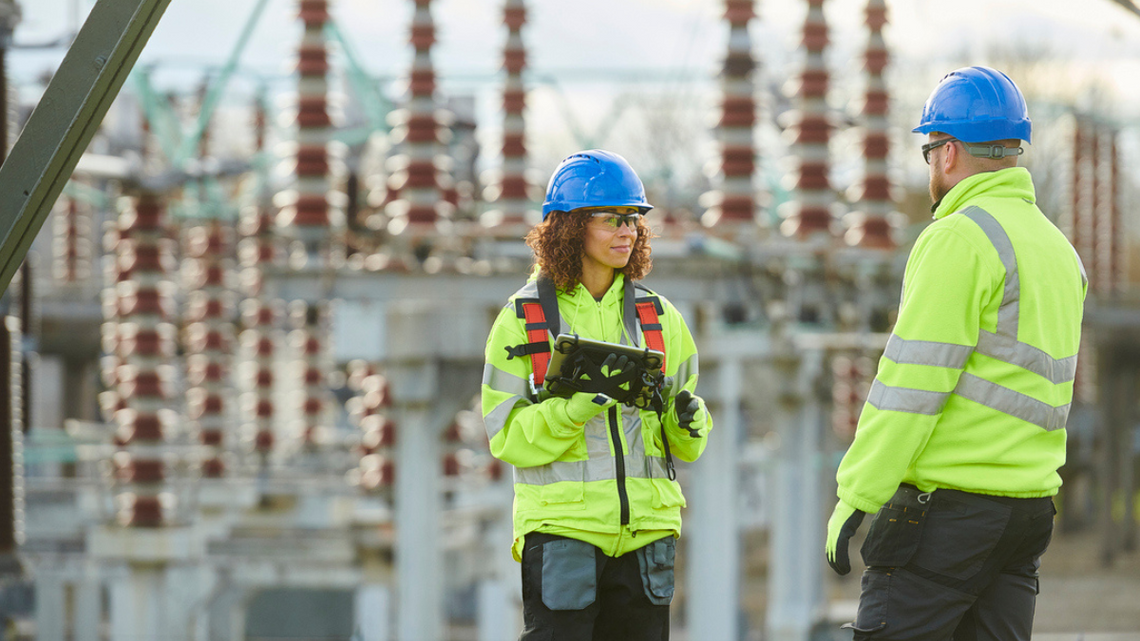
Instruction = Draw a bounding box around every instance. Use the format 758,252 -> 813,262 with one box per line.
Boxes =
941,139 -> 958,172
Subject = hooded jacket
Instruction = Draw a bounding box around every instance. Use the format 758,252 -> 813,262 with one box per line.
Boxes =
482,272 -> 711,560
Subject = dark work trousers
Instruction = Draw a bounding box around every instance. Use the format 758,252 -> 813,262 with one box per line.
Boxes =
849,484 -> 1056,641
518,532 -> 674,641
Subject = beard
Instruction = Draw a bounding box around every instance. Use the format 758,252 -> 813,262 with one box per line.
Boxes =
929,169 -> 950,204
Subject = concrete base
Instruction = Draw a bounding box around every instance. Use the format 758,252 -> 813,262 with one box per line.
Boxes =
88,525 -> 205,562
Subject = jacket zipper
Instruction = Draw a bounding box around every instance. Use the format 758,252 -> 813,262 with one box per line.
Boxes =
608,405 -> 630,525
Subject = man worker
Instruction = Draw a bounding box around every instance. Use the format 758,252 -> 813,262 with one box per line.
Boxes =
482,149 -> 712,640
825,66 -> 1087,639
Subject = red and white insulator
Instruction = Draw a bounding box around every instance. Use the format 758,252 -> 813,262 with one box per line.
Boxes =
442,420 -> 465,477
238,298 -> 280,457
182,223 -> 235,478
1072,118 -> 1096,291
287,301 -> 331,449
1108,130 -> 1123,295
779,0 -> 835,240
52,197 -> 94,284
346,366 -> 396,492
106,192 -> 178,528
702,0 -> 759,231
483,0 -> 534,234
843,0 -> 896,249
384,0 -> 454,239
1094,125 -> 1118,298
276,0 -> 345,265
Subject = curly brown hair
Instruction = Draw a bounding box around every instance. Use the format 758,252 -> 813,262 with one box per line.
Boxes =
525,211 -> 655,292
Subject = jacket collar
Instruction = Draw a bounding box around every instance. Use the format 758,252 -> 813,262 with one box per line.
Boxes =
932,167 -> 1036,220
567,272 -> 626,304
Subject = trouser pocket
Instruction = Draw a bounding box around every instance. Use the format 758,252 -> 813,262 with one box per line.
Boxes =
635,536 -> 675,605
910,492 -> 1011,582
540,538 -> 598,611
860,486 -> 929,568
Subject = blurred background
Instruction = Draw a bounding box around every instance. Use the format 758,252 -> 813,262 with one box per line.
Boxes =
0,0 -> 1138,639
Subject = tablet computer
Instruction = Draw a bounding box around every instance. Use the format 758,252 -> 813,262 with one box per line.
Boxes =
545,333 -> 664,397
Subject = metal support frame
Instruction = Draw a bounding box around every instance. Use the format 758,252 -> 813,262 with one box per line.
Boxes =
0,0 -> 172,294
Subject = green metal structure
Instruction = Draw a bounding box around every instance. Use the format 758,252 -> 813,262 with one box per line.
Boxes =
0,0 -> 172,295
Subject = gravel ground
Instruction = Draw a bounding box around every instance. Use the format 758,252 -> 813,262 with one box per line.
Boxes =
1034,529 -> 1140,635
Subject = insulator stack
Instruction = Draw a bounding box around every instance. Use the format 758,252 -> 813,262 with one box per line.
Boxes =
1,316 -> 25,552
1110,132 -> 1124,294
52,196 -> 93,285
701,0 -> 758,230
483,0 -> 534,234
102,192 -> 178,528
182,223 -> 234,478
442,420 -> 464,478
254,89 -> 268,155
779,0 -> 834,240
384,0 -> 454,238
1072,118 -> 1096,291
239,298 -> 279,459
443,406 -> 499,481
1094,127 -> 1120,298
843,0 -> 895,249
276,0 -> 344,264
238,95 -> 282,460
830,353 -> 872,439
287,302 -> 331,449
347,362 -> 395,492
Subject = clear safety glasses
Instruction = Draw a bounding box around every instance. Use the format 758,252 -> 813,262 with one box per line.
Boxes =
921,138 -> 956,164
589,211 -> 641,230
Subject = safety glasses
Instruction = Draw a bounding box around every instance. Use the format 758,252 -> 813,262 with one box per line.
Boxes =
921,138 -> 956,164
589,211 -> 641,230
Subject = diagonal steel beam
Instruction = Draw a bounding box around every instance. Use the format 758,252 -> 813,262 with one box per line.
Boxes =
0,0 -> 173,295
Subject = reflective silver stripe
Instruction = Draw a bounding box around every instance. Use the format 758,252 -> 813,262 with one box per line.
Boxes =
954,373 -> 1070,432
867,379 -> 949,415
513,404 -> 666,486
883,334 -> 973,369
623,405 -> 645,458
1072,245 -> 1088,289
962,206 -> 1019,337
483,396 -> 522,440
673,354 -> 697,390
483,363 -> 531,398
514,280 -> 540,299
514,455 -> 670,485
976,331 -> 1077,384
960,206 -> 1078,386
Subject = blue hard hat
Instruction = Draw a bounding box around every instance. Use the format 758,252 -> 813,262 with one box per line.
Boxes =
913,66 -> 1032,144
541,149 -> 653,220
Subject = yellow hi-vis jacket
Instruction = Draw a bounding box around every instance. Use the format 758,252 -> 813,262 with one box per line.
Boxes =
837,167 -> 1087,514
482,272 -> 711,561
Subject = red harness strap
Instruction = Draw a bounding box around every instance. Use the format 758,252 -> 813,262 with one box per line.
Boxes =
635,300 -> 666,373
520,301 -> 553,387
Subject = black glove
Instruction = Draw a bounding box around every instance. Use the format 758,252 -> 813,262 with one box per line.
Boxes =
826,501 -> 866,576
598,353 -> 636,388
674,390 -> 703,437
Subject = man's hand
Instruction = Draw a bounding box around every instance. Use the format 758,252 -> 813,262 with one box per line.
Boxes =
826,500 -> 866,576
673,390 -> 703,436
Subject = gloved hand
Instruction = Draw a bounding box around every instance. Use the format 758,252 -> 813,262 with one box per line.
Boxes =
565,391 -> 617,425
598,353 -> 636,387
673,390 -> 704,436
826,500 -> 866,576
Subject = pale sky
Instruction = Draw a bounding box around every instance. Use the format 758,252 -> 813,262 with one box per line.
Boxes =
10,0 -> 1140,185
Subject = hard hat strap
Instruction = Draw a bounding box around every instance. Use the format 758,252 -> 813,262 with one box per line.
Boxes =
965,144 -> 1024,160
